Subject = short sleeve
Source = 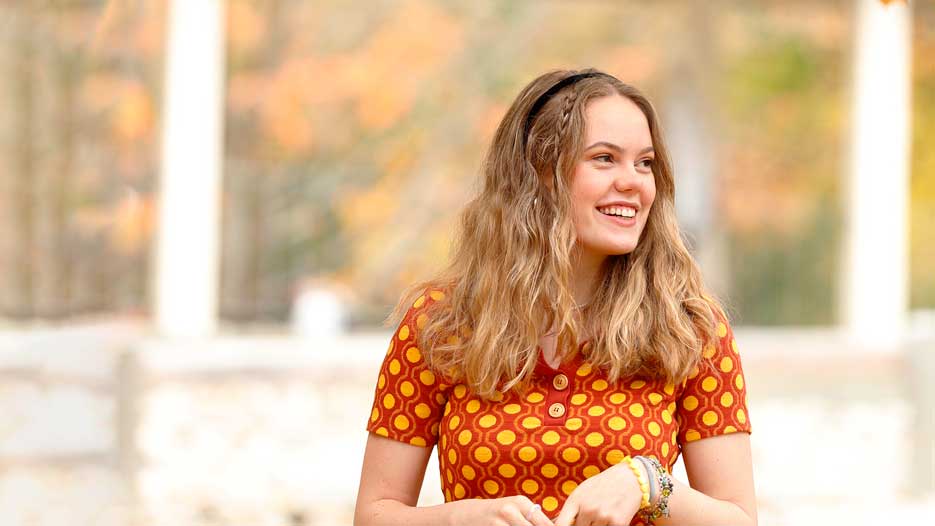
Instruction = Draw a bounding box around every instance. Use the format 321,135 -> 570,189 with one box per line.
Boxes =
675,314 -> 752,445
366,291 -> 450,447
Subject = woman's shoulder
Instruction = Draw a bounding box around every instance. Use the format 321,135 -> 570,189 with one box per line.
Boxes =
388,285 -> 462,370
394,286 -> 451,328
383,281 -> 446,329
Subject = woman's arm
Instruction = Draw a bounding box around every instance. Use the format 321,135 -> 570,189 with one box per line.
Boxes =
354,433 -> 446,526
657,312 -> 756,525
654,432 -> 757,526
354,433 -> 555,526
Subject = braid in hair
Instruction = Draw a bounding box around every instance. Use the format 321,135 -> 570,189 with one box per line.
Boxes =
523,71 -> 604,151
523,72 -> 610,192
555,90 -> 578,153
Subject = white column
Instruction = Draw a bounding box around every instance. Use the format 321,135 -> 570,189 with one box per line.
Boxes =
843,0 -> 911,349
154,0 -> 226,338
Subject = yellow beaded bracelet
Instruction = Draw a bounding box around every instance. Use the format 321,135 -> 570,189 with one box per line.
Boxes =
622,455 -> 651,511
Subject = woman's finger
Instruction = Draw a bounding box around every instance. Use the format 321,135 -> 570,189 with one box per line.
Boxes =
501,496 -> 552,526
501,504 -> 536,526
552,499 -> 578,526
526,504 -> 554,526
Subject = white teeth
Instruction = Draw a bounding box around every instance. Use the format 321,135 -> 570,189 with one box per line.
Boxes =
599,206 -> 636,218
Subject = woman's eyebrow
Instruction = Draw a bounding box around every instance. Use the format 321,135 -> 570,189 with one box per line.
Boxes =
584,141 -> 654,155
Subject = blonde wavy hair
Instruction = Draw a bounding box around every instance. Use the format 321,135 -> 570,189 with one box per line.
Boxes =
390,68 -> 724,398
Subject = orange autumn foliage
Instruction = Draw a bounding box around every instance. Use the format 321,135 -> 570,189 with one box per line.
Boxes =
262,58 -> 318,152
240,0 -> 464,154
110,190 -> 155,255
113,83 -> 154,143
227,0 -> 266,56
352,0 -> 462,130
80,75 -> 154,143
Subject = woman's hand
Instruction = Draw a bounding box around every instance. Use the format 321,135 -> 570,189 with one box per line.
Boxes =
552,462 -> 646,526
449,495 -> 554,526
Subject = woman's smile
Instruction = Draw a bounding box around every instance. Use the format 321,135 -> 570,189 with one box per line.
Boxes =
597,208 -> 638,227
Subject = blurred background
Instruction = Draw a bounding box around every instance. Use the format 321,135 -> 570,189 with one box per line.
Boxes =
0,0 -> 933,524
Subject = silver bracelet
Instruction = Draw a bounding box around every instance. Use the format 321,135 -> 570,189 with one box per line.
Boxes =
634,456 -> 658,504
634,455 -> 673,520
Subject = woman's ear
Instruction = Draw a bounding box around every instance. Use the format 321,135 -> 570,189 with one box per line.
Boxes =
541,174 -> 554,192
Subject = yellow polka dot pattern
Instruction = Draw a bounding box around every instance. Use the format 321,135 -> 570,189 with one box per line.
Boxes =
366,292 -> 452,447
675,314 -> 752,445
367,296 -> 751,526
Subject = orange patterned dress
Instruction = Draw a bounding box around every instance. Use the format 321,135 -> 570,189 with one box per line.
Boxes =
366,291 -> 752,525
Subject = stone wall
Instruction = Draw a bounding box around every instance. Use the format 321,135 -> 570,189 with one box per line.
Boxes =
1,324 -> 934,525
0,323 -> 139,526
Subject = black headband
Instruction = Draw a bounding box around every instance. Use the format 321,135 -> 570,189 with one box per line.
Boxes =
522,72 -> 610,147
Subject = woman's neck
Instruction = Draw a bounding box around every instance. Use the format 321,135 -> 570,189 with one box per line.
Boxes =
571,248 -> 605,307
539,248 -> 604,365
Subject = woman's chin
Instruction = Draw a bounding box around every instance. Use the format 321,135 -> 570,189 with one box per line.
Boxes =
587,245 -> 638,258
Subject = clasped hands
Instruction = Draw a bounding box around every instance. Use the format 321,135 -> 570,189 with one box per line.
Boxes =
455,461 -> 646,526
550,461 -> 646,526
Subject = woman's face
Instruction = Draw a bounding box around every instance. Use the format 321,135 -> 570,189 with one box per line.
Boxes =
570,94 -> 657,262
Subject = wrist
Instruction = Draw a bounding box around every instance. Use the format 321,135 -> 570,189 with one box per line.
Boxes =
445,499 -> 465,526
635,455 -> 674,521
620,456 -> 652,511
634,456 -> 658,506
638,460 -> 657,509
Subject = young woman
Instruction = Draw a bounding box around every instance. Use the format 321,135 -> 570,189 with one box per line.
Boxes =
354,69 -> 756,526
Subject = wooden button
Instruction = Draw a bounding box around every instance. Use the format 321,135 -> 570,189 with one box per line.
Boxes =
548,402 -> 566,418
553,374 -> 569,390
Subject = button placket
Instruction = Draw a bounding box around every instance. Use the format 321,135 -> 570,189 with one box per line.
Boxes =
548,402 -> 566,418
553,373 -> 569,390
534,348 -> 585,427
543,372 -> 572,426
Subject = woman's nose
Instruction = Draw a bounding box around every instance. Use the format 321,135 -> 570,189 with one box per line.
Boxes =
612,166 -> 643,192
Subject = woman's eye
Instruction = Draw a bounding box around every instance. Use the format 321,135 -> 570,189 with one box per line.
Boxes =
638,158 -> 654,169
595,154 -> 614,163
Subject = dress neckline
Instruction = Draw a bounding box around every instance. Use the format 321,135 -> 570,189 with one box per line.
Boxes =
534,340 -> 589,376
